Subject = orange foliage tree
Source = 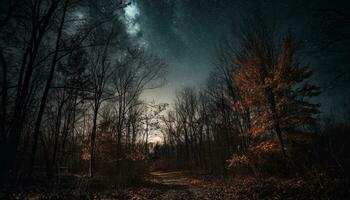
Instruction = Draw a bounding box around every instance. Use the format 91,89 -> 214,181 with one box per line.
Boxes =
233,30 -> 320,157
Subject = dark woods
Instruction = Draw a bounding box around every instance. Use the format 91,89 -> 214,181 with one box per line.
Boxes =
156,17 -> 319,172
0,0 -> 165,188
154,15 -> 350,196
1,0 -> 350,199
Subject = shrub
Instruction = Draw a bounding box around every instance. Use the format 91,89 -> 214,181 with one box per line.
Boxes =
98,159 -> 147,187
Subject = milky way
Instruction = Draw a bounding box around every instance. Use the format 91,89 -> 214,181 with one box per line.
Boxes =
121,0 -> 350,110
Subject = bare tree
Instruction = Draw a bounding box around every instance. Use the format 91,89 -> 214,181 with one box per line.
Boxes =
112,49 -> 166,159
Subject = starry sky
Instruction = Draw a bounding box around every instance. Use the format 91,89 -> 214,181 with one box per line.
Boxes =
123,0 -> 236,104
121,0 -> 350,111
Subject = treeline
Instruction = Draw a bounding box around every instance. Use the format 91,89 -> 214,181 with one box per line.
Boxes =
0,0 -> 165,186
154,17 -> 344,175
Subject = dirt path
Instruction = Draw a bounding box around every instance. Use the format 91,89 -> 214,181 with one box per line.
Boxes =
124,171 -> 205,200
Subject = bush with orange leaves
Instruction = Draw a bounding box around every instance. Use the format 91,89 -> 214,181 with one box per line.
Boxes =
228,132 -> 319,177
228,140 -> 286,177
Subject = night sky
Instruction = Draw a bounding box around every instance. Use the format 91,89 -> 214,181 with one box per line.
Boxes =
121,0 -> 350,112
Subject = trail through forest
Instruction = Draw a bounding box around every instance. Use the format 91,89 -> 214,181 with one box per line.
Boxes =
1,0 -> 350,199
123,170 -> 274,200
121,170 -> 345,200
124,171 -> 202,200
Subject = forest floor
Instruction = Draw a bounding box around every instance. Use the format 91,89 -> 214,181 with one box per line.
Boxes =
122,171 -> 287,200
122,171 -> 201,199
2,170 -> 349,199
121,170 -> 349,200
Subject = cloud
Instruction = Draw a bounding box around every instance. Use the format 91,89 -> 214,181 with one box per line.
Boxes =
123,2 -> 141,36
125,2 -> 140,20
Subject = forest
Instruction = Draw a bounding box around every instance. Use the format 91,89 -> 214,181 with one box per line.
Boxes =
0,0 -> 350,199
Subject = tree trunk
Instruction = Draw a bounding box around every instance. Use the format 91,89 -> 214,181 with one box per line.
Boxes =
0,50 -> 8,142
28,0 -> 69,177
268,92 -> 287,159
89,104 -> 99,177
